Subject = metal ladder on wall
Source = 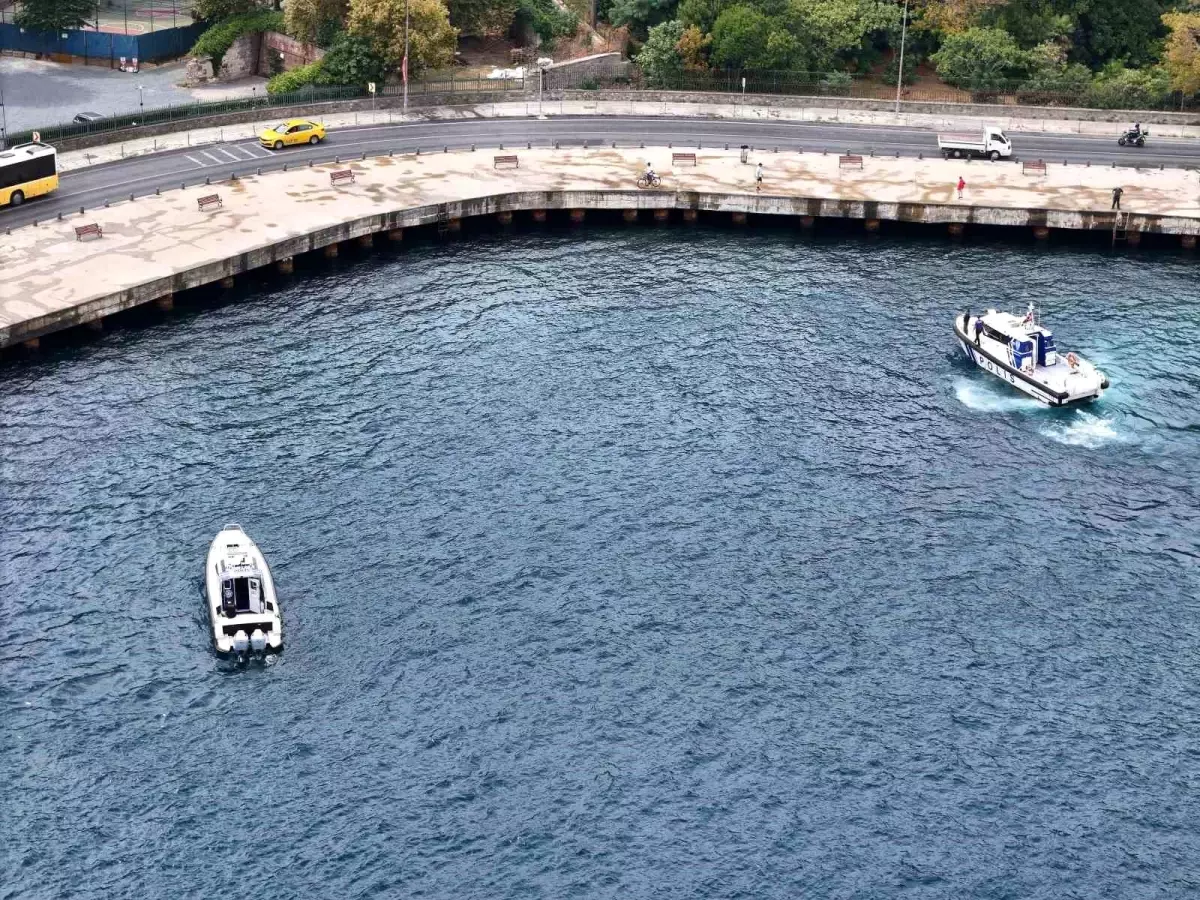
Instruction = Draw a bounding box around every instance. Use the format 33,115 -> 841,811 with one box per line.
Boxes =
436,205 -> 451,237
1112,211 -> 1129,246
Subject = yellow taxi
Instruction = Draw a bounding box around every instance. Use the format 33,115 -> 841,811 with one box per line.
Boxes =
259,119 -> 327,150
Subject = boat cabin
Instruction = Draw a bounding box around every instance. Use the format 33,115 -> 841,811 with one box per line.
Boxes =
217,558 -> 267,617
978,309 -> 1059,374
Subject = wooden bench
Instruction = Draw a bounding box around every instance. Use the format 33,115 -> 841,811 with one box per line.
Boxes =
493,154 -> 519,169
838,154 -> 864,170
75,223 -> 102,241
330,168 -> 355,186
197,193 -> 222,212
672,152 -> 697,166
1022,159 -> 1047,176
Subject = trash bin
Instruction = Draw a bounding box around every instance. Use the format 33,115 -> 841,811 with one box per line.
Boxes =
740,145 -> 749,164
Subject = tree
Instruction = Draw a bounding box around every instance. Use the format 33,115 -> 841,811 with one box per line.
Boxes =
710,5 -> 778,68
192,0 -> 263,21
348,0 -> 457,73
448,0 -> 519,36
320,32 -> 388,84
285,0 -> 348,44
911,0 -> 1006,34
678,0 -> 728,34
1161,10 -> 1200,95
637,19 -> 685,85
931,25 -> 1031,88
607,0 -> 676,36
677,23 -> 712,69
15,0 -> 97,31
1070,0 -> 1170,69
979,0 -> 1072,48
783,0 -> 898,70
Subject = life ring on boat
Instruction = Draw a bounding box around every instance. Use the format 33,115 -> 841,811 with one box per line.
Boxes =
1066,352 -> 1079,369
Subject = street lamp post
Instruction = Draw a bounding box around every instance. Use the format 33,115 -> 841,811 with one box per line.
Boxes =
538,65 -> 546,119
894,0 -> 909,115
138,84 -> 144,119
402,0 -> 410,114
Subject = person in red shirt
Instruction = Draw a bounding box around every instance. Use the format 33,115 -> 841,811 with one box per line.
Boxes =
957,176 -> 966,200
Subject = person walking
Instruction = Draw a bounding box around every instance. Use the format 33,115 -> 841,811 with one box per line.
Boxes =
957,176 -> 966,200
755,162 -> 764,192
973,316 -> 984,346
1112,186 -> 1123,210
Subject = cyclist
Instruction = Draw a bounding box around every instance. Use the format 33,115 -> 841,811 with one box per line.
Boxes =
645,162 -> 660,186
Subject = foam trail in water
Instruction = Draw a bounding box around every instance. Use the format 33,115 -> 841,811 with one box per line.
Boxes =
953,378 -> 1043,413
1039,411 -> 1124,449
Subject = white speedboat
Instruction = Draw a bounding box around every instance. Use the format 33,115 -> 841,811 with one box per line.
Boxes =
205,524 -> 282,657
954,305 -> 1109,407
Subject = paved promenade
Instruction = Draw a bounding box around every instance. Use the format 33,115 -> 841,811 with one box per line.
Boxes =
4,146 -> 1199,348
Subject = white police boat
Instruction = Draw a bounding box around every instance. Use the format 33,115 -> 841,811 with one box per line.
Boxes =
205,524 -> 282,657
954,304 -> 1109,407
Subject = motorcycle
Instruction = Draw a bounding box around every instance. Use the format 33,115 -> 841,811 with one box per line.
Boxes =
1117,128 -> 1148,147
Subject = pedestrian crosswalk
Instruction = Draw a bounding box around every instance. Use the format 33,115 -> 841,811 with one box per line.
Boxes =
183,143 -> 274,169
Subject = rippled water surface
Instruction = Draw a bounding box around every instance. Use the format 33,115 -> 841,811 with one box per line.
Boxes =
3,227 -> 1199,899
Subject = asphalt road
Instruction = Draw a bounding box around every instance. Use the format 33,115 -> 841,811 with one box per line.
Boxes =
3,116 -> 1195,230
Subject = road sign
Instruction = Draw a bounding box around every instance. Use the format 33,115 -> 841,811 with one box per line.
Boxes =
367,82 -> 376,94
32,131 -> 40,142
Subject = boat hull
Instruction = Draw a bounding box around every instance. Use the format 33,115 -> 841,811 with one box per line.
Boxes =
204,526 -> 283,656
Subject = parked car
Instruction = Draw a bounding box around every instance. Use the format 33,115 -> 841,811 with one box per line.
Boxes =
72,112 -> 105,125
258,119 -> 327,150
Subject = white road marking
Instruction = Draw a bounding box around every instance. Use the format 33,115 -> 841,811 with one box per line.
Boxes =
200,150 -> 224,165
185,155 -> 205,167
217,148 -> 242,162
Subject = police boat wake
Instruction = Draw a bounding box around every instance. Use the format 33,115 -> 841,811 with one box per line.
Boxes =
955,304 -> 1109,407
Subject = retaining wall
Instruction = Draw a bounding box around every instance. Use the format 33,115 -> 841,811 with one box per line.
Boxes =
3,187 -> 1194,350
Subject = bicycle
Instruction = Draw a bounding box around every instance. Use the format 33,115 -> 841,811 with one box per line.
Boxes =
636,173 -> 662,189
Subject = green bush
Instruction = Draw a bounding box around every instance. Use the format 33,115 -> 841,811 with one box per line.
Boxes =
931,26 -> 1030,91
1085,65 -> 1172,110
819,70 -> 853,96
267,61 -> 325,95
319,33 -> 387,87
190,10 -> 284,71
636,19 -> 684,87
514,0 -> 577,42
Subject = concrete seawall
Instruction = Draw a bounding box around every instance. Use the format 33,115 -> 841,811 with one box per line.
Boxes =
3,146 -> 1198,350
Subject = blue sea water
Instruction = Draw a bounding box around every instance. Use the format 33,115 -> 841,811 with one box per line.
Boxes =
2,227 -> 1199,899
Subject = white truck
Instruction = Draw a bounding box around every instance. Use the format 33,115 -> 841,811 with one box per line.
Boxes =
937,126 -> 1012,161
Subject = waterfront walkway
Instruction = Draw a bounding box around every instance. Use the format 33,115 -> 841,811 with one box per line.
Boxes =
3,146 -> 1199,348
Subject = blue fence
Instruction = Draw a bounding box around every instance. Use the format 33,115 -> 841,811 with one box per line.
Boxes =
0,21 -> 204,62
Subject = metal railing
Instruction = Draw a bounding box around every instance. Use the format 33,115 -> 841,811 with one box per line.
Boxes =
555,67 -> 1200,112
4,77 -> 527,147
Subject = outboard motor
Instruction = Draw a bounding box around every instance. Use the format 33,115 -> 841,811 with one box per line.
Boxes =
250,629 -> 267,655
232,630 -> 250,655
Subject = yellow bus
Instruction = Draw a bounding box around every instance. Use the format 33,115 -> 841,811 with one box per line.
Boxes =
0,142 -> 59,207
